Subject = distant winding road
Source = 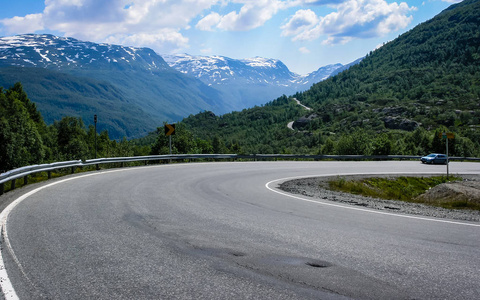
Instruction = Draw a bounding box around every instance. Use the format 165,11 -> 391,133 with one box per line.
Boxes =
287,98 -> 312,130
1,161 -> 480,299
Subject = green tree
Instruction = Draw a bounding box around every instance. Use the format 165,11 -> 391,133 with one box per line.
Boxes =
151,126 -> 169,155
212,136 -> 227,153
335,130 -> 371,155
372,133 -> 393,155
54,116 -> 89,160
0,84 -> 45,171
321,138 -> 335,154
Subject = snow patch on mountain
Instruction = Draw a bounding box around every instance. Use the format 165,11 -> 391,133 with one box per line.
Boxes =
163,53 -> 348,90
0,34 -> 170,71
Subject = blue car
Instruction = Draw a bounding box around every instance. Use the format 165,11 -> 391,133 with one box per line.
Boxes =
421,153 -> 447,164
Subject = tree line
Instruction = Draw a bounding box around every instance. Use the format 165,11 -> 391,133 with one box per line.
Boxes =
0,83 -> 147,172
0,83 -> 233,172
2,82 -> 479,174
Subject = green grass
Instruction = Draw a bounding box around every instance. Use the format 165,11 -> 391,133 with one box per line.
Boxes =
327,176 -> 479,210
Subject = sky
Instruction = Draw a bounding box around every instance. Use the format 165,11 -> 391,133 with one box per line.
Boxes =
0,0 -> 464,75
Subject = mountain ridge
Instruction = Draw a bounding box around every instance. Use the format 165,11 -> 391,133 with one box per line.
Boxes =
163,53 -> 352,87
163,53 -> 355,109
0,34 -> 356,138
0,34 -> 226,138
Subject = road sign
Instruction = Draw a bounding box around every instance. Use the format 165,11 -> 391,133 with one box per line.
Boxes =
439,132 -> 454,139
165,124 -> 175,136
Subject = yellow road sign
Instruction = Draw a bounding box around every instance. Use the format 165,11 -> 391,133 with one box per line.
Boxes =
439,132 -> 454,139
165,124 -> 175,136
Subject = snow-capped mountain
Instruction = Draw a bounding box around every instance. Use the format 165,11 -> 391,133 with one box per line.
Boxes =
0,34 -> 224,139
0,34 -> 170,71
163,54 -> 297,86
0,34 -> 361,138
303,63 -> 344,84
163,53 -> 346,89
163,54 -> 354,108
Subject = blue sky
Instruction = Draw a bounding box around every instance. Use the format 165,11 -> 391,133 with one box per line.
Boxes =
0,0 -> 463,74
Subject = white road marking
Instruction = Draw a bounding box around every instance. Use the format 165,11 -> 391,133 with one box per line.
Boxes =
0,167 -> 148,299
1,164 -> 478,298
0,162 -> 226,298
266,172 -> 480,228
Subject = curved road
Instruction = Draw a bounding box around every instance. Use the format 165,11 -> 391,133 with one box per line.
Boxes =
1,161 -> 480,299
287,98 -> 312,130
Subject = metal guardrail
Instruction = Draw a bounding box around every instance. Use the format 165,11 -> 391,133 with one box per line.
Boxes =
1,154 -> 479,195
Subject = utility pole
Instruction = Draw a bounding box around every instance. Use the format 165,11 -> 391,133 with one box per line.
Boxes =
94,114 -> 99,170
94,114 -> 98,159
446,135 -> 449,179
441,132 -> 454,179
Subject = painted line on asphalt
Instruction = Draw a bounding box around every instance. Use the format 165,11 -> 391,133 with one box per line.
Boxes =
266,172 -> 480,228
0,161 -> 241,298
0,165 -> 164,299
1,164 -> 478,298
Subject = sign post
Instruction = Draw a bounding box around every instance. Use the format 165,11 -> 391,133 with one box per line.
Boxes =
440,132 -> 455,178
94,114 -> 97,159
165,124 -> 176,155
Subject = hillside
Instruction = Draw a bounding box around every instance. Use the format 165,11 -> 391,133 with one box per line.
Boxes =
163,54 -> 352,110
0,34 -> 225,139
181,0 -> 480,156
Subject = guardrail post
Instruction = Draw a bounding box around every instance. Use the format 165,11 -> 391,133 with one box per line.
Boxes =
48,171 -> 52,179
24,175 -> 28,185
11,179 -> 16,190
71,166 -> 75,174
0,183 -> 4,195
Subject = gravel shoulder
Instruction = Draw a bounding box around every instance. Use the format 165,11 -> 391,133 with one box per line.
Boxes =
278,174 -> 480,222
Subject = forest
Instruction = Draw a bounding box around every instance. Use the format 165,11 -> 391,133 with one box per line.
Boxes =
0,83 -> 220,172
0,83 -> 147,172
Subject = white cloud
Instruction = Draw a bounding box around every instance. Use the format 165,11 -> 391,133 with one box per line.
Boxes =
196,0 -> 292,31
281,9 -> 318,37
283,0 -> 416,44
105,30 -> 190,54
0,13 -> 44,34
299,46 -> 310,53
1,0 -> 219,53
200,47 -> 213,54
196,12 -> 222,31
0,0 -> 422,54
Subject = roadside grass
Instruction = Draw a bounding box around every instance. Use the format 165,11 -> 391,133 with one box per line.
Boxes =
327,176 -> 480,211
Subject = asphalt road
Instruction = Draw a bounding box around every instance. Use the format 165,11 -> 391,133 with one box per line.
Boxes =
2,161 -> 480,299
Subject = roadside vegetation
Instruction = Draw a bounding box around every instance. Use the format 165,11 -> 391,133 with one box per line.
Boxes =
327,176 -> 480,211
1,0 -> 479,201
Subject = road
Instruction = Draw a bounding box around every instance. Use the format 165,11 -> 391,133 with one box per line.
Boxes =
1,161 -> 480,299
292,98 -> 312,111
287,98 -> 312,131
